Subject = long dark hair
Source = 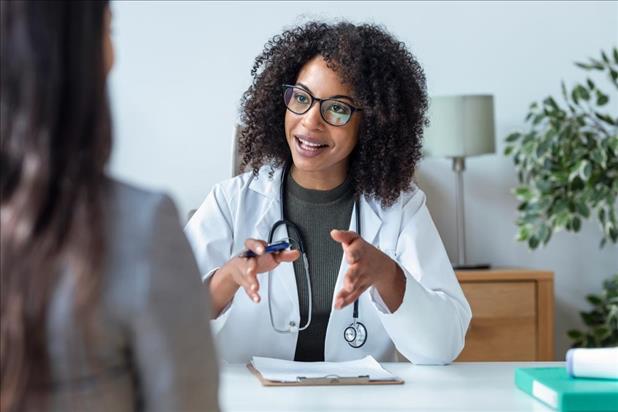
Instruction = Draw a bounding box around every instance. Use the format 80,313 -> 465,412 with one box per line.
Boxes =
0,1 -> 111,410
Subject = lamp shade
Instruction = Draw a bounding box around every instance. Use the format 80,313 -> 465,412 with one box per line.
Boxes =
423,95 -> 496,158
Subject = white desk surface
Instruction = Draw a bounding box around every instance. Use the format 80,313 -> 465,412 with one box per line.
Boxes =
220,361 -> 563,412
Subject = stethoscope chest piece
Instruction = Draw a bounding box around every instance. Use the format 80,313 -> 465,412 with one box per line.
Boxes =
344,321 -> 367,348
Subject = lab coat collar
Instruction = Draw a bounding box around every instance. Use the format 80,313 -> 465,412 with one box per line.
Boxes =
247,166 -> 283,200
249,165 -> 383,245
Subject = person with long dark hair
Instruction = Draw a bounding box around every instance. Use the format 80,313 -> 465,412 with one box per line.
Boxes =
186,22 -> 471,364
0,2 -> 219,411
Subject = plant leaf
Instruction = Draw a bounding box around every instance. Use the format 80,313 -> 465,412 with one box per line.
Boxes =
577,85 -> 590,101
514,186 -> 534,201
595,112 -> 617,126
539,224 -> 550,244
587,295 -> 603,306
579,160 -> 592,181
505,132 -> 521,143
586,78 -> 596,91
516,225 -> 530,241
576,202 -> 591,218
575,62 -> 594,70
572,216 -> 582,232
567,329 -> 583,339
593,326 -> 610,340
596,91 -> 609,106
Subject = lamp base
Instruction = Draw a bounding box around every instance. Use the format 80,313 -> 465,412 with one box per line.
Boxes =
453,263 -> 491,271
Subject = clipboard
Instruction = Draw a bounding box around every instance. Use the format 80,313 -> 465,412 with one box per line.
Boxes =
247,363 -> 404,386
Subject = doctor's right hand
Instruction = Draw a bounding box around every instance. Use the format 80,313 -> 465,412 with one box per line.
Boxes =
211,239 -> 300,312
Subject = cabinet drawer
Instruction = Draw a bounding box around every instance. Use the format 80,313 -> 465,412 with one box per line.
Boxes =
456,281 -> 537,361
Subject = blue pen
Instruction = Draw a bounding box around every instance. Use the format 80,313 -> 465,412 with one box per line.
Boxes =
238,240 -> 291,258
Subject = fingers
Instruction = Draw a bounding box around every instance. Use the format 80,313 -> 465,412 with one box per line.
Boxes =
335,287 -> 364,310
342,265 -> 360,292
235,238 -> 299,305
343,245 -> 361,265
244,238 -> 267,255
274,249 -> 300,263
245,257 -> 258,286
235,257 -> 261,303
241,278 -> 261,303
330,229 -> 360,246
331,229 -> 365,264
334,266 -> 366,309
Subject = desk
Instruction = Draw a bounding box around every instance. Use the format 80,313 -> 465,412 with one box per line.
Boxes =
221,361 -> 561,411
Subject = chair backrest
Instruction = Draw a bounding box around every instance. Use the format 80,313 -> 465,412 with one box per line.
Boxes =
231,124 -> 243,177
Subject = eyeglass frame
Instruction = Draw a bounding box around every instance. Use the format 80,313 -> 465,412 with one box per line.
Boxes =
282,84 -> 363,127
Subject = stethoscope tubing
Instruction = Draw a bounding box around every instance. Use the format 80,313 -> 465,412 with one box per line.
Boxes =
267,162 -> 364,346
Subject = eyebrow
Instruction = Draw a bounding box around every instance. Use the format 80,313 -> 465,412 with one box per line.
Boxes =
296,82 -> 355,103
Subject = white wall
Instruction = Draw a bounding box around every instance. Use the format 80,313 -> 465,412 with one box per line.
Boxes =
108,0 -> 618,358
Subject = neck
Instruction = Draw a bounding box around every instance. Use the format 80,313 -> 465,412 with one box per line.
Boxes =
290,164 -> 348,191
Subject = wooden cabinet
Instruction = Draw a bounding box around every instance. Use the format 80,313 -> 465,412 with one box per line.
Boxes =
455,269 -> 554,361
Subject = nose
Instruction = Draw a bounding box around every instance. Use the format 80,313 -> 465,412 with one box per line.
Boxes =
300,101 -> 325,130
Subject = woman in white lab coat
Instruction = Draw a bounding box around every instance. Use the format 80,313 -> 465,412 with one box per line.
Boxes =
186,21 -> 471,364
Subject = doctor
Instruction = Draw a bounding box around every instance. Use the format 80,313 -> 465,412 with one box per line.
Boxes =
186,21 -> 471,364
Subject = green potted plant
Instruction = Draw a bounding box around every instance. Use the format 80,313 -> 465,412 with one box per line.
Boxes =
504,47 -> 618,348
567,274 -> 618,348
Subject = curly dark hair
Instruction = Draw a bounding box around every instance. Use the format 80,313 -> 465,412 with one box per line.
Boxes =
239,21 -> 428,207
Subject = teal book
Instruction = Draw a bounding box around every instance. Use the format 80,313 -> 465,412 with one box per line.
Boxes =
515,367 -> 618,411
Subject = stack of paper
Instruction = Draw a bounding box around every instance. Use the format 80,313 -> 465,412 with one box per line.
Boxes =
250,355 -> 399,382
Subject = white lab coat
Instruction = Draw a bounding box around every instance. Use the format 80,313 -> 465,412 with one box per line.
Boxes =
185,166 -> 471,364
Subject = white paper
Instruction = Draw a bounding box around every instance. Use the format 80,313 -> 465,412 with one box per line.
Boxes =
251,355 -> 398,382
532,381 -> 558,408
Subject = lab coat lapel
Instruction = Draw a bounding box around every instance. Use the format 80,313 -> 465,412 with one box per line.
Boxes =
358,196 -> 381,246
249,167 -> 284,240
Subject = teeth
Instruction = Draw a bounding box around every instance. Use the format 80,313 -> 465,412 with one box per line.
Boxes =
298,137 -> 324,147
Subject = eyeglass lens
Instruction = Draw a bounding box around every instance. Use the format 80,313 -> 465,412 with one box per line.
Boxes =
283,86 -> 353,126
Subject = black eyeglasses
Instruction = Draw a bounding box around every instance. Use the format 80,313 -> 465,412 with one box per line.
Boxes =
282,84 -> 362,127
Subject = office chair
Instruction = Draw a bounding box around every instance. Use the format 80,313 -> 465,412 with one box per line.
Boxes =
231,124 -> 244,177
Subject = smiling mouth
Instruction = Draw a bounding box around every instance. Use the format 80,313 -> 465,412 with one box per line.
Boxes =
295,135 -> 329,151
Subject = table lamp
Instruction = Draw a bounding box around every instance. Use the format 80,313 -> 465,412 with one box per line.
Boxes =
423,95 -> 495,269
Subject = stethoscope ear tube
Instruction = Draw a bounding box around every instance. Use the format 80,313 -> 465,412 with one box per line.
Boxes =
267,219 -> 312,333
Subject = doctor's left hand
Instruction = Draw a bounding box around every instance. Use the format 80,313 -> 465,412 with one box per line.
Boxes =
331,230 -> 405,312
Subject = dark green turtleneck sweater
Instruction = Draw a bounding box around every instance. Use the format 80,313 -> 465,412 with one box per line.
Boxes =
285,175 -> 354,362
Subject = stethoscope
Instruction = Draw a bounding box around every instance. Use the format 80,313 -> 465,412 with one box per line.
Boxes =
266,162 -> 367,349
